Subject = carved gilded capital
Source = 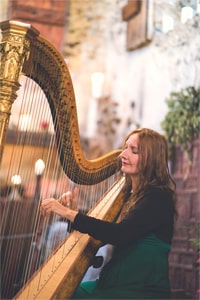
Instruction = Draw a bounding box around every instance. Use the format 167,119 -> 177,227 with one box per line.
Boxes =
0,28 -> 31,82
0,79 -> 21,112
0,21 -> 39,163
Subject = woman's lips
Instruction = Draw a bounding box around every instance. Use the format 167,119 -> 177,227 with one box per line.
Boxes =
121,161 -> 129,166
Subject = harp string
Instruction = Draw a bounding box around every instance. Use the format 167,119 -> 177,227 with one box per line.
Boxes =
0,20 -> 123,299
2,76 -> 41,292
21,66 -> 94,290
16,66 -> 93,290
1,78 -> 27,295
3,77 -> 37,293
21,73 -> 67,284
1,70 -> 119,298
0,71 -> 68,296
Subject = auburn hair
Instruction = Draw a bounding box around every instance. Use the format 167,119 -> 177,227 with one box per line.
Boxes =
121,128 -> 177,213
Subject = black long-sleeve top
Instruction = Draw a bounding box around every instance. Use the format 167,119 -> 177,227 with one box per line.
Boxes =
73,187 -> 174,246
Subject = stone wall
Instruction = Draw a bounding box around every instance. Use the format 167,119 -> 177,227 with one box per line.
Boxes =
1,0 -> 200,148
8,0 -> 68,50
0,2 -> 199,296
62,0 -> 200,151
169,138 -> 200,299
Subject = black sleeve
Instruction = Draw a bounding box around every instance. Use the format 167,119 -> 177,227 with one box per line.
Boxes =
73,188 -> 174,246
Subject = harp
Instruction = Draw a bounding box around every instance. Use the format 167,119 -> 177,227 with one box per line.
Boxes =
0,20 -> 125,299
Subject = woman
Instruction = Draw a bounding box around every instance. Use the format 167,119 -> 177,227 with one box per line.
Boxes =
41,128 -> 177,299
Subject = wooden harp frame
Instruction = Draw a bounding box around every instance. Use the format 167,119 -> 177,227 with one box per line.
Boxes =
0,20 -> 125,299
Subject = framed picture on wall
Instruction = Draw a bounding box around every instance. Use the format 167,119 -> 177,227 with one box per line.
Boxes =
122,0 -> 154,51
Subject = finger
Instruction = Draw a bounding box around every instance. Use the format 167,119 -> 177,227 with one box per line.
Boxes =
40,205 -> 50,217
65,192 -> 72,207
72,187 -> 79,210
42,201 -> 57,215
41,199 -> 56,213
59,192 -> 72,207
73,187 -> 79,199
41,198 -> 54,207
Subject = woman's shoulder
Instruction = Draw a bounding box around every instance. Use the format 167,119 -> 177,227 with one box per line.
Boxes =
145,186 -> 172,197
138,186 -> 173,209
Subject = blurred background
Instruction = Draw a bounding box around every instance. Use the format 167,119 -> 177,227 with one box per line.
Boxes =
0,0 -> 199,299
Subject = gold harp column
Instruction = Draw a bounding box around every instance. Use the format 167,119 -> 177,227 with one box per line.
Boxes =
0,21 -> 39,164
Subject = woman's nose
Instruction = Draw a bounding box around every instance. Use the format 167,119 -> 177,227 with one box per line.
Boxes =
119,149 -> 127,158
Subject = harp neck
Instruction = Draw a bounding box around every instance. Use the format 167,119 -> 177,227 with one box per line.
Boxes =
0,20 -> 121,184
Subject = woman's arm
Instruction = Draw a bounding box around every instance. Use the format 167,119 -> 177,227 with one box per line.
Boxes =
41,187 -> 79,221
41,188 -> 173,246
41,198 -> 78,222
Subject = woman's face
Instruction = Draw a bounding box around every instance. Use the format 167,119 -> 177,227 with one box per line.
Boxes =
119,133 -> 139,176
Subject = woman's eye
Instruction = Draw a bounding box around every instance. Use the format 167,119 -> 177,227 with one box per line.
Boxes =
132,149 -> 138,154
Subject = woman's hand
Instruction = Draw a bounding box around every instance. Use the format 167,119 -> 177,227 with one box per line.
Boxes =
58,187 -> 79,210
40,198 -> 68,218
40,187 -> 79,222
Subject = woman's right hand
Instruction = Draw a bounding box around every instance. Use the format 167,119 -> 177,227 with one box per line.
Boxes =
41,187 -> 79,222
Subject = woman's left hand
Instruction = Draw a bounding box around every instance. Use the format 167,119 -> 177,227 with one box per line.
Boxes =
40,198 -> 78,222
40,198 -> 68,218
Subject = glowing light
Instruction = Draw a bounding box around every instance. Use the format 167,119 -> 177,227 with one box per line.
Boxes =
35,159 -> 45,176
181,6 -> 193,24
162,15 -> 174,33
91,72 -> 104,98
11,174 -> 22,185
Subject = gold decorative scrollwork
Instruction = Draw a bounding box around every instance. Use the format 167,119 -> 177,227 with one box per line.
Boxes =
0,20 -> 38,163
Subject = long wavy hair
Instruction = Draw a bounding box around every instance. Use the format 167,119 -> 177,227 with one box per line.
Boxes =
121,128 -> 177,214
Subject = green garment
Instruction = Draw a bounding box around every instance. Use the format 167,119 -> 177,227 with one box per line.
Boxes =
73,234 -> 171,299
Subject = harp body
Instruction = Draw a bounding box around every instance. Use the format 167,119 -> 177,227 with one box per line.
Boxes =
0,21 -> 124,299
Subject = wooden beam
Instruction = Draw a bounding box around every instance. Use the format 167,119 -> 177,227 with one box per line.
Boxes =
10,4 -> 66,26
122,0 -> 141,21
